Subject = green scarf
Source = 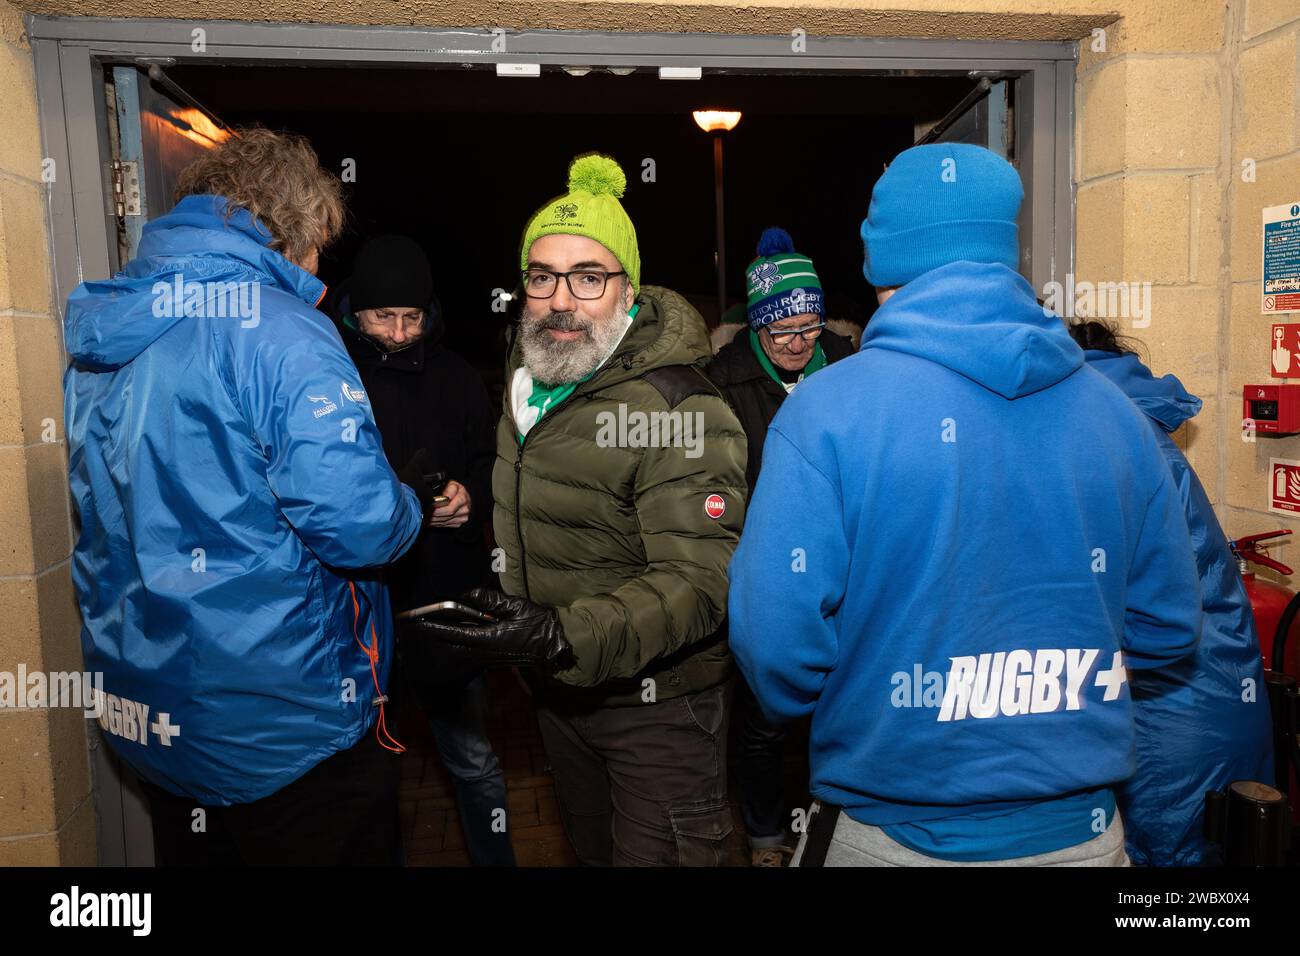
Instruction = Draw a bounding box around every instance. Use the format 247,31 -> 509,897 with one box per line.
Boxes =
524,378 -> 582,426
518,304 -> 640,443
749,328 -> 827,392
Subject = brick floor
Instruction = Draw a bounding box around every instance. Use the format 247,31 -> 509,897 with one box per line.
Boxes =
397,669 -> 580,867
396,670 -> 808,867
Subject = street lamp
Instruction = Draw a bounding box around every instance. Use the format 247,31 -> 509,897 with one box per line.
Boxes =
693,110 -> 742,323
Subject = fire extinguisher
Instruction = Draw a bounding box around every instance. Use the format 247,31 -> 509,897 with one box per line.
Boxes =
1229,529 -> 1300,838
1230,529 -> 1300,677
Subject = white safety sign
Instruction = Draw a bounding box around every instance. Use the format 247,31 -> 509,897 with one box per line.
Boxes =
1263,202 -> 1300,315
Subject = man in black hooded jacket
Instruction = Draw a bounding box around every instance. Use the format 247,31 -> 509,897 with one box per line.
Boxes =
332,234 -> 514,866
706,227 -> 854,867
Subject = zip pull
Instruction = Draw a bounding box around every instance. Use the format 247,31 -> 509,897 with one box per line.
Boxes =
347,581 -> 405,754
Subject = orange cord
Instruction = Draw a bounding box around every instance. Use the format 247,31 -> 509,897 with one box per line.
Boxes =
348,581 -> 405,754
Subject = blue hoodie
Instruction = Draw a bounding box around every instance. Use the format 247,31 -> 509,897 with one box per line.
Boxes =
729,261 -> 1202,859
1084,350 -> 1273,865
64,195 -> 422,805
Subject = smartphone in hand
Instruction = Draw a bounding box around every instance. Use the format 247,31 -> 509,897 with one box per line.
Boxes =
397,601 -> 494,625
421,470 -> 451,508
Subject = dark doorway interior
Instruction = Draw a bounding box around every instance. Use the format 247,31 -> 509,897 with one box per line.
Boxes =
107,61 -> 977,865
166,64 -> 969,377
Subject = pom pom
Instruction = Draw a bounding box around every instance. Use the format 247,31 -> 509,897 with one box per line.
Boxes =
757,226 -> 795,257
568,154 -> 626,199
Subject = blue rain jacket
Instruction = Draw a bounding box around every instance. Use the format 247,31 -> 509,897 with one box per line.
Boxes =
1085,350 -> 1274,865
63,194 -> 422,805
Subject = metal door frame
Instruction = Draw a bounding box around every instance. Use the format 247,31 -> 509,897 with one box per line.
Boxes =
31,18 -> 1076,308
27,16 -> 1076,866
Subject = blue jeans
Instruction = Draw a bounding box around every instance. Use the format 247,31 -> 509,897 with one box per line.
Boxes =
426,674 -> 516,866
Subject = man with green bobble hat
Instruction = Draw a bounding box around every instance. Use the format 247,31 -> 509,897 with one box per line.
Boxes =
414,152 -> 749,867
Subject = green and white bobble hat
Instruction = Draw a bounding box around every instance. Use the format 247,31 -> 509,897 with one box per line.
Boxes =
519,153 -> 641,292
744,227 -> 825,330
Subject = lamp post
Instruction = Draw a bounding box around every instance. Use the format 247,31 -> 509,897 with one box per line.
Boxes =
693,110 -> 742,324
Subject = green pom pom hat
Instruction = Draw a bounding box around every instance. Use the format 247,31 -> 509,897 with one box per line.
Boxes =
519,153 -> 641,292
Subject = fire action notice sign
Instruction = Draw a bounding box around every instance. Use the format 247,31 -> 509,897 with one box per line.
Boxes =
1269,458 -> 1300,515
1263,203 -> 1300,315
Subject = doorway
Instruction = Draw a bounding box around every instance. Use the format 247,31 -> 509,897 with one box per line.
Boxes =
147,63 -> 991,371
29,17 -> 1076,865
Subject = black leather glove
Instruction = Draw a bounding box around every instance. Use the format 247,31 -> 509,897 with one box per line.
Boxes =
395,448 -> 435,514
400,587 -> 573,672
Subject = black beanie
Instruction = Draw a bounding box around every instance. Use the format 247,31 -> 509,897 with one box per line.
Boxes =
348,235 -> 433,312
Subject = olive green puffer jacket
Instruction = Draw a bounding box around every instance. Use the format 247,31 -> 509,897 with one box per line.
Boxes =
492,285 -> 748,709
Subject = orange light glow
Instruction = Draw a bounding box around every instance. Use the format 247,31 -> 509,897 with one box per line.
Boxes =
692,110 -> 742,133
166,107 -> 232,148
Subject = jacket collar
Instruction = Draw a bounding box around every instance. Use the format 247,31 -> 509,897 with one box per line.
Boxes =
501,286 -> 712,432
710,324 -> 855,389
709,328 -> 766,386
504,285 -> 712,399
135,193 -> 326,308
339,319 -> 426,372
333,291 -> 443,374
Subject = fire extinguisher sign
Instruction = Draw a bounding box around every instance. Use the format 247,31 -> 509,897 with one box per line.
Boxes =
1269,458 -> 1300,514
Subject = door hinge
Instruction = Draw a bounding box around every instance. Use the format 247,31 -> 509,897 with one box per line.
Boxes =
112,160 -> 141,217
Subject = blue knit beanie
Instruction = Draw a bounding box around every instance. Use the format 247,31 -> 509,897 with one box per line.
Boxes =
860,143 -> 1023,287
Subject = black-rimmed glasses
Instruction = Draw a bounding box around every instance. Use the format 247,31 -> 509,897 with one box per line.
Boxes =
522,269 -> 627,300
765,321 -> 826,346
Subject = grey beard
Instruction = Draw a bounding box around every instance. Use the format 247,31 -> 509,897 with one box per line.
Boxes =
519,303 -> 630,386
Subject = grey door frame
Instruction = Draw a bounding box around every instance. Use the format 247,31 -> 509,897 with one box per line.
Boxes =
26,16 -> 1076,866
31,17 -> 1076,308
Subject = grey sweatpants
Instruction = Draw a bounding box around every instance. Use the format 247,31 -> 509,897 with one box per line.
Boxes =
792,802 -> 1131,867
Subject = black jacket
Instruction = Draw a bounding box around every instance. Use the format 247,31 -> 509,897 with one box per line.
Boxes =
331,293 -> 497,604
706,326 -> 855,498
331,294 -> 498,706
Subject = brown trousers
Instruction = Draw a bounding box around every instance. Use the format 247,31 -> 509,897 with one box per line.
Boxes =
536,680 -> 734,866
